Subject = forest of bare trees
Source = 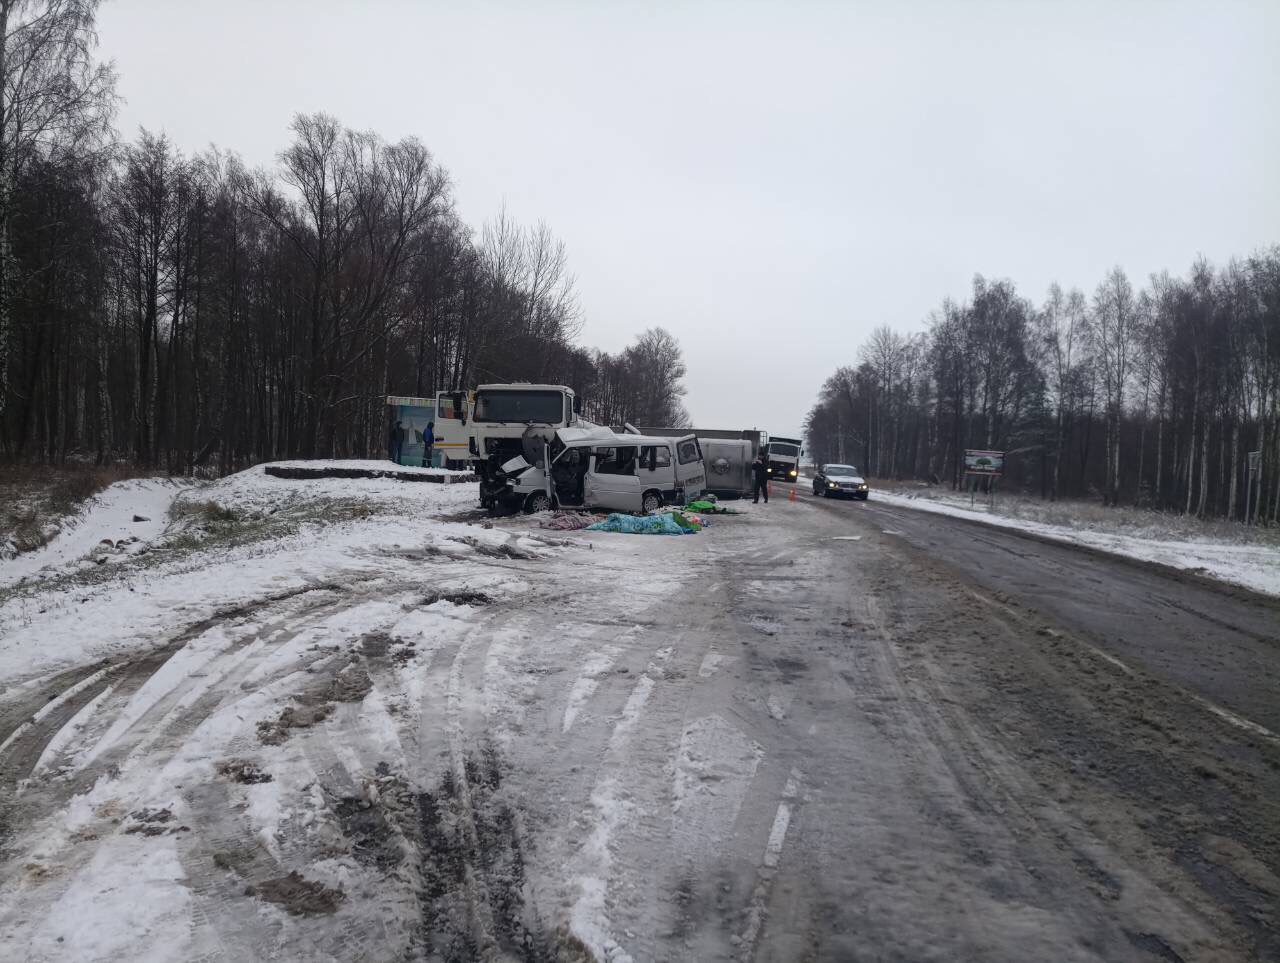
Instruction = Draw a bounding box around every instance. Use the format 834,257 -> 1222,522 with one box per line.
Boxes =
0,0 -> 688,475
805,252 -> 1280,523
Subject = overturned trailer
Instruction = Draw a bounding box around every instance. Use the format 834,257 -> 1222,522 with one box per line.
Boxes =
633,427 -> 764,499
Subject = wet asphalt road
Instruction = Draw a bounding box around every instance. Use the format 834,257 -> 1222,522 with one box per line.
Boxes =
793,480 -> 1280,736
733,478 -> 1280,960
596,483 -> 1280,961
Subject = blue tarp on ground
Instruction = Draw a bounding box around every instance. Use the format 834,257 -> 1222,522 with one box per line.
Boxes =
586,512 -> 699,535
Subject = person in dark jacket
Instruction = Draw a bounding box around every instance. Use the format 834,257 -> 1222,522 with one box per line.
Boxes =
751,453 -> 770,504
389,420 -> 406,464
422,421 -> 435,467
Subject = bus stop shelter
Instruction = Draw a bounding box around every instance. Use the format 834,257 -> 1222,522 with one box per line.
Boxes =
386,395 -> 439,467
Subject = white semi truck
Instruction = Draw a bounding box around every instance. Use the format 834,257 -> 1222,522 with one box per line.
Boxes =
433,384 -> 584,511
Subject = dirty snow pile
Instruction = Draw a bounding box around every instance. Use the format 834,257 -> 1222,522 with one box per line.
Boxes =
874,488 -> 1280,597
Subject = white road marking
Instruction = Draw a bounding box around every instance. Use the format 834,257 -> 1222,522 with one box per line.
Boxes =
1194,697 -> 1279,744
563,648 -> 619,732
1080,642 -> 1134,676
762,773 -> 801,868
737,769 -> 804,958
968,588 -> 1280,747
569,645 -> 674,959
831,536 -> 862,541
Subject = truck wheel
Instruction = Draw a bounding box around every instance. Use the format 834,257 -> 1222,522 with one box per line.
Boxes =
642,490 -> 662,514
524,492 -> 553,514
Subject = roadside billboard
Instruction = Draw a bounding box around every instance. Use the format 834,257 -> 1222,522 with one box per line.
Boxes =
964,450 -> 1004,476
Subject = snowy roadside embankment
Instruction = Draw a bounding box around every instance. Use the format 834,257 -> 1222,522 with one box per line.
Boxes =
0,463 -> 484,683
0,457 -> 712,960
0,478 -> 190,589
873,489 -> 1280,597
191,460 -> 479,516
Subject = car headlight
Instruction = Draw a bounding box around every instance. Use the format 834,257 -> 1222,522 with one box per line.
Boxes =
789,470 -> 797,477
828,482 -> 838,488
859,484 -> 868,490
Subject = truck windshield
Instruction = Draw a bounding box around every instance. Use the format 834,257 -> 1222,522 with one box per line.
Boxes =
769,443 -> 799,457
473,390 -> 564,423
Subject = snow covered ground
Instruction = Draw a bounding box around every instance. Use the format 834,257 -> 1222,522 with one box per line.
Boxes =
0,465 -> 480,678
0,460 -> 713,960
1,478 -> 191,588
263,459 -> 474,478
871,487 -> 1280,597
1,462 -> 1277,960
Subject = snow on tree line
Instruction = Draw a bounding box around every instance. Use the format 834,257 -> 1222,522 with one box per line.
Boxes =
806,256 -> 1280,523
0,1 -> 689,474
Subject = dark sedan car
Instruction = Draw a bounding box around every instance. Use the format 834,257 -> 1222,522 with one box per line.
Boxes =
813,463 -> 869,499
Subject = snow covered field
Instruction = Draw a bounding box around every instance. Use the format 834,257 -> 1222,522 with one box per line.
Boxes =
867,486 -> 1280,597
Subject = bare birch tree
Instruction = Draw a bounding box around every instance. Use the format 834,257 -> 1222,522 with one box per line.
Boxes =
1090,267 -> 1136,505
0,0 -> 113,427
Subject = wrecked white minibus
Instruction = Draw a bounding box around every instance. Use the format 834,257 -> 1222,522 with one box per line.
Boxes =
500,425 -> 707,514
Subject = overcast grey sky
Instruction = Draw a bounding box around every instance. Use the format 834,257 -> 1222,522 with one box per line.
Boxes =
97,1 -> 1278,438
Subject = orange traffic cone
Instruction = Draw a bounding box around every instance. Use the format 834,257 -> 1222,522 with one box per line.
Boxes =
788,486 -> 797,503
